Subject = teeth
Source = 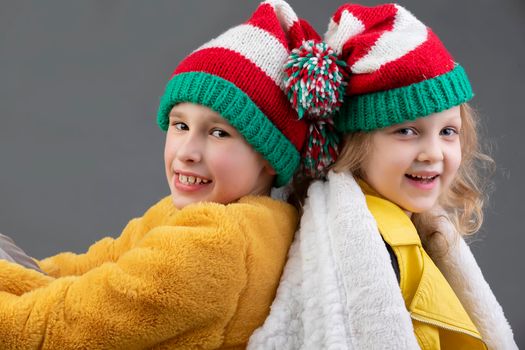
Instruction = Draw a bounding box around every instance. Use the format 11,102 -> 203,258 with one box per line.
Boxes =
408,174 -> 437,180
178,173 -> 209,185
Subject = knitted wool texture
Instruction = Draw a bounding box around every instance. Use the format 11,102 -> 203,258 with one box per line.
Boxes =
324,3 -> 474,132
157,0 -> 321,186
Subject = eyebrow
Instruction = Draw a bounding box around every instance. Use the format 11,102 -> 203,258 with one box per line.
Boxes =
168,109 -> 230,125
168,111 -> 183,119
443,114 -> 462,124
206,113 -> 229,125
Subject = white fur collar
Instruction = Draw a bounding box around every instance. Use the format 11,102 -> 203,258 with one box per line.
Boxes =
248,171 -> 517,349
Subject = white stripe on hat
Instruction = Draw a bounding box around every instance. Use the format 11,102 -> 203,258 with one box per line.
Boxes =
325,10 -> 365,55
263,0 -> 298,31
351,4 -> 427,74
196,24 -> 289,89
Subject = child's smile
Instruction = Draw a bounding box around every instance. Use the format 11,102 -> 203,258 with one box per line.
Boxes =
404,171 -> 440,190
176,171 -> 211,186
173,171 -> 212,192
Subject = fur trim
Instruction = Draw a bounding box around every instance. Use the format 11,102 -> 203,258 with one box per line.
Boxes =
249,183 -> 349,348
327,171 -> 419,349
424,217 -> 518,349
250,171 -> 517,349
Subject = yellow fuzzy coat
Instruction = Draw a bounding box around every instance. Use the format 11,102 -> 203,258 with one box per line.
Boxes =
0,195 -> 297,349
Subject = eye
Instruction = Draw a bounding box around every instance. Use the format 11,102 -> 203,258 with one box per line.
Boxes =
170,121 -> 188,131
440,127 -> 459,137
211,129 -> 230,138
394,127 -> 417,136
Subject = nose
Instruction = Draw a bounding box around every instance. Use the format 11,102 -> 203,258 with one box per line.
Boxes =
416,135 -> 444,163
176,132 -> 203,163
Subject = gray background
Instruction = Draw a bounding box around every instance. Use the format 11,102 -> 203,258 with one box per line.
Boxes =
1,0 -> 523,345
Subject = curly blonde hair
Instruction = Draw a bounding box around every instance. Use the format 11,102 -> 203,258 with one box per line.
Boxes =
331,103 -> 494,237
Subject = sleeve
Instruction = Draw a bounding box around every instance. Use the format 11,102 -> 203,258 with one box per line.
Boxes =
0,205 -> 249,350
0,234 -> 53,295
0,260 -> 53,295
37,218 -> 145,277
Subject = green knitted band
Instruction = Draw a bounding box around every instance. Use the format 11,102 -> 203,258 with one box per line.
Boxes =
335,65 -> 474,132
157,72 -> 300,187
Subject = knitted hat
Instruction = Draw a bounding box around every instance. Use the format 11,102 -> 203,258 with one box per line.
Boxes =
157,0 -> 340,185
323,3 -> 474,132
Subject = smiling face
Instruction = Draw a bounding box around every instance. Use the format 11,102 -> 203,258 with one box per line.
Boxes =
164,102 -> 276,209
361,107 -> 462,215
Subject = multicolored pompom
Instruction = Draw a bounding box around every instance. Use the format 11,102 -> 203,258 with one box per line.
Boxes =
284,40 -> 347,120
301,119 -> 340,179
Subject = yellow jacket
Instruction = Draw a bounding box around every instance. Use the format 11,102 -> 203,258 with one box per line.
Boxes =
0,195 -> 297,349
364,190 -> 487,349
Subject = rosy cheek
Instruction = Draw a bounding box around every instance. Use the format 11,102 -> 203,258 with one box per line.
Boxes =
207,150 -> 234,174
164,151 -> 174,171
163,143 -> 171,166
451,146 -> 462,173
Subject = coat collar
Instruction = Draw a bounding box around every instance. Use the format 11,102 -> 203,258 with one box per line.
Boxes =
333,171 -> 517,350
248,171 -> 517,350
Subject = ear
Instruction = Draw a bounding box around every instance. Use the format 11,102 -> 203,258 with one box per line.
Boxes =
263,159 -> 277,176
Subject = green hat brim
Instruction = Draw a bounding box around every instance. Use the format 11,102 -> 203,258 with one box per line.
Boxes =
335,65 -> 474,132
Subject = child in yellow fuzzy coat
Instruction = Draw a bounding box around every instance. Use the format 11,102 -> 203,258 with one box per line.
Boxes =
0,1 -> 329,348
0,195 -> 297,349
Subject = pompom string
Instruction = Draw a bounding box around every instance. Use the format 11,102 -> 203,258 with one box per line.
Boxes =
301,118 -> 340,179
284,40 -> 347,120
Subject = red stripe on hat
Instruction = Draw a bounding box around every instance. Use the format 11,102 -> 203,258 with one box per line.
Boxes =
174,47 -> 307,150
347,30 -> 455,94
332,3 -> 397,27
246,3 -> 289,50
288,19 -> 321,48
340,5 -> 397,67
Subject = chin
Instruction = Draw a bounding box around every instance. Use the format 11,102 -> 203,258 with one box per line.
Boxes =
404,202 -> 436,215
170,195 -> 184,210
170,194 -> 193,210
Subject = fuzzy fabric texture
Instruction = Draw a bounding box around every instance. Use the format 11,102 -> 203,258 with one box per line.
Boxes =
0,195 -> 297,349
249,171 -> 517,349
249,171 -> 418,349
423,215 -> 518,350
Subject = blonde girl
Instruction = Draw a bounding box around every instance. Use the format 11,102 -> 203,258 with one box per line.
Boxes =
250,3 -> 517,349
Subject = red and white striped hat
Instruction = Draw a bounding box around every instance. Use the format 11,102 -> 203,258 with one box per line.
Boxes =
324,3 -> 474,132
157,0 -> 339,185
